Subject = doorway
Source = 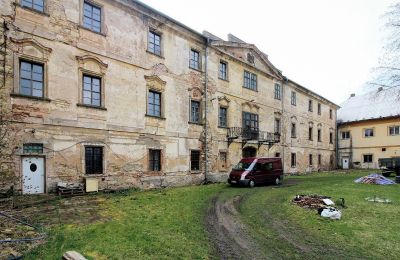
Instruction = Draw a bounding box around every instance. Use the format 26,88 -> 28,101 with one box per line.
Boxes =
242,147 -> 257,158
22,157 -> 45,194
342,157 -> 349,169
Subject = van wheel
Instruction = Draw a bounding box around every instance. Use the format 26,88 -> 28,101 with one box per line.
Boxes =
275,177 -> 281,185
249,180 -> 255,188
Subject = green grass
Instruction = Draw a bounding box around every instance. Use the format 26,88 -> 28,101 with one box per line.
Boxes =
25,171 -> 400,259
238,171 -> 400,259
26,185 -> 222,260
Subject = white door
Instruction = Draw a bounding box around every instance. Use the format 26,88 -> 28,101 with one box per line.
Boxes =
22,157 -> 45,194
342,158 -> 349,169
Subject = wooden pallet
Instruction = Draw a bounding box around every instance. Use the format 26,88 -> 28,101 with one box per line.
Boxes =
57,187 -> 85,196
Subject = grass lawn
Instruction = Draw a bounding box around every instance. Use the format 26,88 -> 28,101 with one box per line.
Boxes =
24,170 -> 400,259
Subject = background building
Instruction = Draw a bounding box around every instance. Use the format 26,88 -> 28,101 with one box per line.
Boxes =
0,0 -> 338,194
337,87 -> 400,169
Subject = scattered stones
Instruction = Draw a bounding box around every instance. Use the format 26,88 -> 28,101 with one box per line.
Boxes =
63,251 -> 88,260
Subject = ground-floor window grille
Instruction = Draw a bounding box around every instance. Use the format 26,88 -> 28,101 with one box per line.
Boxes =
191,150 -> 200,171
23,143 -> 43,154
363,154 -> 373,163
85,146 -> 103,175
309,154 -> 313,166
149,149 -> 161,171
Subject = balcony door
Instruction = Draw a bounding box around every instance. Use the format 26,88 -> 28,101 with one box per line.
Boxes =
243,146 -> 257,158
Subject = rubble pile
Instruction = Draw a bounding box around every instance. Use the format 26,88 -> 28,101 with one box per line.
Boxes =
354,173 -> 396,185
292,195 -> 343,220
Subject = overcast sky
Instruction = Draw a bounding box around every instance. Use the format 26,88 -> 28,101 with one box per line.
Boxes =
141,0 -> 395,105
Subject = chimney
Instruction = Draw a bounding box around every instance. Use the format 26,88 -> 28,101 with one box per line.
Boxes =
350,93 -> 355,98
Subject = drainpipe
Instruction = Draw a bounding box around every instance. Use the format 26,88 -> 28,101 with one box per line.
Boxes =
204,37 -> 209,183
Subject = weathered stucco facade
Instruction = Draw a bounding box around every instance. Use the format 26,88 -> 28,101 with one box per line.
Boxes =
0,0 -> 338,194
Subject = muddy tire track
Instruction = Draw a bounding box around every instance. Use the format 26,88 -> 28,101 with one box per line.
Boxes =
205,194 -> 263,260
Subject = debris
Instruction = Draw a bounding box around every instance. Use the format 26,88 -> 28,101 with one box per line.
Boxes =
320,207 -> 342,220
365,196 -> 392,203
354,173 -> 396,185
322,199 -> 334,206
57,182 -> 85,196
292,195 -> 331,209
293,195 -> 343,220
63,251 -> 88,260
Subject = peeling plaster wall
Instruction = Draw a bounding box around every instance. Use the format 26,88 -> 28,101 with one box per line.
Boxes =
1,0 -> 338,193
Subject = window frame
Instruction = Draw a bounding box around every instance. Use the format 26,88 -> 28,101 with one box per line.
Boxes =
309,154 -> 313,166
291,123 -> 296,138
23,143 -> 44,154
148,30 -> 162,56
274,83 -> 281,100
341,131 -> 350,139
389,126 -> 400,136
330,132 -> 333,144
147,90 -> 162,118
85,146 -> 104,175
149,149 -> 162,171
218,106 -> 228,128
82,74 -> 102,107
19,59 -> 45,98
363,154 -> 373,163
190,150 -> 201,171
329,109 -> 333,119
317,129 -> 322,142
309,127 -> 313,141
291,91 -> 296,106
189,49 -> 201,71
20,0 -> 46,13
318,103 -> 321,115
219,60 -> 228,81
274,118 -> 281,134
80,0 -> 104,35
308,100 -> 313,112
364,128 -> 374,138
291,153 -> 296,168
242,112 -> 259,132
243,70 -> 257,91
190,100 -> 201,124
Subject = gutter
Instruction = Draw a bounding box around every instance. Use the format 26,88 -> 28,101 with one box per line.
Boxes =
204,37 -> 209,183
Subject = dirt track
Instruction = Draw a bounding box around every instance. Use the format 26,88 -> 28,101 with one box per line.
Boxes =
205,193 -> 264,260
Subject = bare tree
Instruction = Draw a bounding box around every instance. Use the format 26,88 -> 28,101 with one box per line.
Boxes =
370,3 -> 400,90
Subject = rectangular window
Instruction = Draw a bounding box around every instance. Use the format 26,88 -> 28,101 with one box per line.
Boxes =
85,146 -> 103,175
219,151 -> 227,168
190,100 -> 200,123
148,90 -> 161,117
219,61 -> 228,80
309,154 -> 313,166
291,91 -> 296,106
341,131 -> 350,139
242,112 -> 259,131
275,152 -> 281,158
191,150 -> 200,171
291,123 -> 296,138
83,75 -> 101,107
330,132 -> 333,144
148,31 -> 161,56
291,153 -> 296,167
318,129 -> 321,142
329,109 -> 333,119
20,60 -> 44,97
318,154 -> 322,165
243,71 -> 257,91
21,0 -> 44,12
389,126 -> 400,136
149,149 -> 161,171
219,107 -> 227,127
318,103 -> 321,115
308,100 -> 313,112
363,154 -> 373,163
274,118 -> 281,134
274,84 -> 281,100
23,143 -> 43,154
364,128 -> 374,137
309,127 -> 313,141
83,1 -> 101,33
189,49 -> 200,70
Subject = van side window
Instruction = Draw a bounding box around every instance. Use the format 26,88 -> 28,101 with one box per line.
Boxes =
253,163 -> 262,171
263,163 -> 273,170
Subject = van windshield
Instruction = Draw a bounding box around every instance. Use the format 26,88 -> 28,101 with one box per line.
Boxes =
233,162 -> 253,171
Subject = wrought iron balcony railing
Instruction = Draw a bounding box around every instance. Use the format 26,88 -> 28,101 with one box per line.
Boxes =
227,127 -> 280,145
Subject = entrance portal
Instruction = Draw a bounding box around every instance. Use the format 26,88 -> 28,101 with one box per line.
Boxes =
242,147 -> 257,158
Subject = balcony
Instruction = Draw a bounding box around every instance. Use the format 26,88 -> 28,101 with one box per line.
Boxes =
227,127 -> 280,148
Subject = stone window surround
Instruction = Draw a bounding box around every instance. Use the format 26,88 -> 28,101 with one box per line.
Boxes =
188,87 -> 203,125
217,96 -> 230,128
147,28 -> 164,58
11,38 -> 52,101
76,55 -> 108,110
79,0 -> 106,36
81,143 -> 106,176
219,60 -> 228,81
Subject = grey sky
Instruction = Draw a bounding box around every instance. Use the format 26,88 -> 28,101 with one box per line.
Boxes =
141,0 -> 395,104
